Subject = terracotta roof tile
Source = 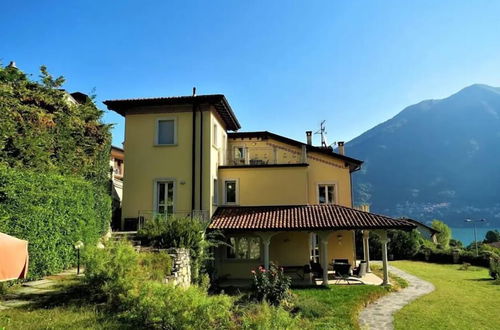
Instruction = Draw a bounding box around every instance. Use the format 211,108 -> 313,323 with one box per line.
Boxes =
209,204 -> 416,231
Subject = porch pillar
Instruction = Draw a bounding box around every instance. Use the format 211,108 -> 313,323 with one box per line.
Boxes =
317,232 -> 332,286
256,232 -> 277,270
362,230 -> 371,273
379,230 -> 390,285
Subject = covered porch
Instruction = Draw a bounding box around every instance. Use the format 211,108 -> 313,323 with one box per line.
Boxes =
209,204 -> 416,287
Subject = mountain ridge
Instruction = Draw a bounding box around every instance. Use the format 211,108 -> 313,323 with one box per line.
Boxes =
347,84 -> 500,227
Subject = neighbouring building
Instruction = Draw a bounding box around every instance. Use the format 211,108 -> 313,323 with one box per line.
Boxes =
110,145 -> 124,230
104,93 -> 416,285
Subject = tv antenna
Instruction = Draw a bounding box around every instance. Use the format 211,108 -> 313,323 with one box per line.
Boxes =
315,120 -> 329,148
314,120 -> 337,149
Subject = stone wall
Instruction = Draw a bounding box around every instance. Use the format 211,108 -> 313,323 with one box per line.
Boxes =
165,248 -> 191,287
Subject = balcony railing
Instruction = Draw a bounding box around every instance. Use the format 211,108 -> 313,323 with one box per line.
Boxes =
226,146 -> 306,166
122,210 -> 210,231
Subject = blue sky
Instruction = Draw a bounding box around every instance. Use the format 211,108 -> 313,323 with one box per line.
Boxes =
2,1 -> 500,147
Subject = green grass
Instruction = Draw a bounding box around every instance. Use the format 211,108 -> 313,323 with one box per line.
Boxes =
0,277 -> 131,330
392,261 -> 500,330
294,285 -> 389,329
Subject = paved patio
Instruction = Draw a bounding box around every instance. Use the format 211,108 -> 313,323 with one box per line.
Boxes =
218,270 -> 383,288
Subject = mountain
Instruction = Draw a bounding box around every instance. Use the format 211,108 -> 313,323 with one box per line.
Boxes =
347,84 -> 500,227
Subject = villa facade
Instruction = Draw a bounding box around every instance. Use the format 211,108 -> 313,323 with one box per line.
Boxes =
104,93 -> 415,285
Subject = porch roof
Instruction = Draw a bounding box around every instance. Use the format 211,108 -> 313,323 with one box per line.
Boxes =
209,204 -> 416,231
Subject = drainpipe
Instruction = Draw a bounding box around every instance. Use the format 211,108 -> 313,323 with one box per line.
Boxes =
191,88 -> 196,213
199,108 -> 203,214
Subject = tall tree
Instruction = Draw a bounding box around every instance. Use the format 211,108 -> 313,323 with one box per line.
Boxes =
431,220 -> 452,249
484,230 -> 500,243
0,64 -> 111,187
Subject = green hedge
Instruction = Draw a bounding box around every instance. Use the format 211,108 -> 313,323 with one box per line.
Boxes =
0,165 -> 110,279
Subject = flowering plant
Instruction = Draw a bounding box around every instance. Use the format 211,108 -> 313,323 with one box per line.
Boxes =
251,262 -> 291,305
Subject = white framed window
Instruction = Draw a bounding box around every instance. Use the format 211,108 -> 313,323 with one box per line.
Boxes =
318,184 -> 336,204
154,180 -> 175,214
155,118 -> 176,145
224,179 -> 238,204
213,178 -> 218,205
233,146 -> 247,165
213,123 -> 218,147
226,236 -> 261,260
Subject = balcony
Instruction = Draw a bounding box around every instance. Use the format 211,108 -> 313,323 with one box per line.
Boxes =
226,146 -> 307,167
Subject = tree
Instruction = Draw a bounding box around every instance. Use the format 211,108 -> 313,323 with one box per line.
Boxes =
388,229 -> 422,259
484,230 -> 500,244
431,220 -> 452,249
0,63 -> 111,187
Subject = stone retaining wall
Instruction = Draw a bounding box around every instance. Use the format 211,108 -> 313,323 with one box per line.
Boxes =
165,248 -> 191,287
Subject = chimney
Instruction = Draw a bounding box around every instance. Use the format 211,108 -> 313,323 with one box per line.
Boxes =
338,141 -> 345,155
192,87 -> 196,97
7,61 -> 17,69
306,131 -> 312,145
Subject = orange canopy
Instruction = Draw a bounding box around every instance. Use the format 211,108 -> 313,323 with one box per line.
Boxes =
0,233 -> 29,281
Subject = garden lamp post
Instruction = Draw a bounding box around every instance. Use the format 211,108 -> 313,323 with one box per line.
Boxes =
74,241 -> 84,275
464,219 -> 485,256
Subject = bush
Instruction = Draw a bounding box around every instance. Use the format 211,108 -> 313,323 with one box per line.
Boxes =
432,220 -> 452,249
489,257 -> 500,280
125,281 -> 234,329
238,302 -> 302,329
137,215 -> 217,284
83,240 -> 141,305
0,165 -> 110,279
139,250 -> 172,282
251,263 -> 291,306
83,240 -> 173,305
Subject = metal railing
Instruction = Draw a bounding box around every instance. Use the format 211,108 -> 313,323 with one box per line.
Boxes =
226,146 -> 306,166
131,210 -> 210,231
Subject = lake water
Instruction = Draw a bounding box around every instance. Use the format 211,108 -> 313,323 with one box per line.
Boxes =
450,227 -> 499,245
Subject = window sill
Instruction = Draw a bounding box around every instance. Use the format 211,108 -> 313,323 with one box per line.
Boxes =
154,143 -> 178,147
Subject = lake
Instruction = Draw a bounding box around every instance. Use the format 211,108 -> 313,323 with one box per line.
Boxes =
451,227 -> 499,245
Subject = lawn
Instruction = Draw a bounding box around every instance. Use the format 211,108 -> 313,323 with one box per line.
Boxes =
0,278 -> 131,330
294,285 -> 390,329
392,261 -> 500,330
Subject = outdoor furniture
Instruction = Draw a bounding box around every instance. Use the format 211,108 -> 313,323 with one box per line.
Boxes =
282,265 -> 307,280
354,261 -> 367,278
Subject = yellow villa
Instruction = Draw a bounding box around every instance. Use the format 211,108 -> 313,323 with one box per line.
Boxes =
104,93 -> 416,286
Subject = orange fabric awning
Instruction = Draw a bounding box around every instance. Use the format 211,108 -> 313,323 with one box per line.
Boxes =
0,232 -> 29,281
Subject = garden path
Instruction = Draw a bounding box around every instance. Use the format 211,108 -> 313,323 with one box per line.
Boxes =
0,269 -> 77,310
358,262 -> 435,330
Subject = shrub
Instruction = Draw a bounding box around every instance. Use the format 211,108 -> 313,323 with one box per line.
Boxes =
83,240 -> 173,305
83,240 -> 141,305
251,263 -> 291,306
0,165 -> 110,279
124,281 -> 234,329
489,257 -> 500,280
432,220 -> 452,249
238,302 -> 302,329
137,215 -> 218,284
139,250 -> 172,282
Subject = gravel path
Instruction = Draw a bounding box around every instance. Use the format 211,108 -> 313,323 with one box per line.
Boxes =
359,263 -> 435,330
